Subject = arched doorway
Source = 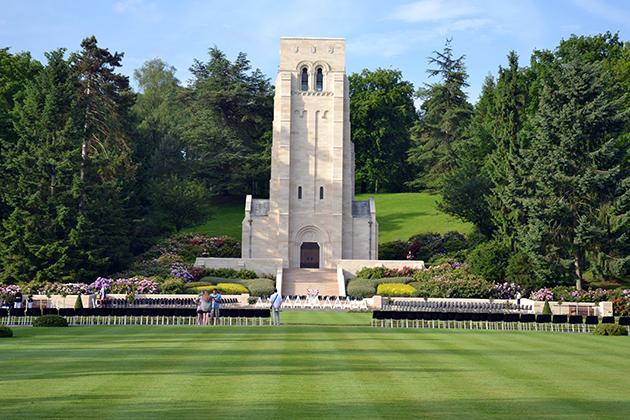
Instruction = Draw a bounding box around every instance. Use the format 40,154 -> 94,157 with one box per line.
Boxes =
300,242 -> 320,268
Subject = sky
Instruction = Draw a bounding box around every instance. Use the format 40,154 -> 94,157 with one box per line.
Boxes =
1,0 -> 628,101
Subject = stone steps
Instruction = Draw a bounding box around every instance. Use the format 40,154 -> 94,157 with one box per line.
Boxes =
282,268 -> 339,296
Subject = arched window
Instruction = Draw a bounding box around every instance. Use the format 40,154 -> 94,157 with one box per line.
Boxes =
316,67 -> 323,91
301,68 -> 309,91
319,186 -> 324,200
298,186 -> 302,199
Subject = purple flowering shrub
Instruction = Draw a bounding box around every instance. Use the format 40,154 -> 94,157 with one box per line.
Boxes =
492,282 -> 522,299
530,288 -> 554,301
88,277 -> 158,294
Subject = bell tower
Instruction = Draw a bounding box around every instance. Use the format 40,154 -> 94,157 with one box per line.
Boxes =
241,37 -> 378,269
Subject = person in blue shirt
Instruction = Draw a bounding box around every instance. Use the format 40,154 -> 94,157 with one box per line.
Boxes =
209,289 -> 222,326
269,289 -> 282,326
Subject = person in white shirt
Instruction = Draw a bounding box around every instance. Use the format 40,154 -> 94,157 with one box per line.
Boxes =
269,289 -> 283,326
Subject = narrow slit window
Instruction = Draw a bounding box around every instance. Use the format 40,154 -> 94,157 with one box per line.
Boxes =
298,186 -> 302,199
319,186 -> 324,200
316,68 -> 323,91
301,68 -> 309,91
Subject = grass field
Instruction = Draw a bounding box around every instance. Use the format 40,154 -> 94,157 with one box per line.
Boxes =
355,193 -> 473,242
185,193 -> 473,243
2,322 -> 630,419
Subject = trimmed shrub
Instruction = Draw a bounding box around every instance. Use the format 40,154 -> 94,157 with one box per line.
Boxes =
74,294 -> 83,310
347,278 -> 377,298
185,281 -> 214,289
467,240 -> 510,282
191,283 -> 248,295
0,326 -> 13,337
244,278 -> 275,297
216,283 -> 249,294
376,283 -> 416,297
378,240 -> 407,260
32,315 -> 68,327
542,301 -> 552,315
158,277 -> 186,294
593,323 -> 628,336
200,268 -> 257,280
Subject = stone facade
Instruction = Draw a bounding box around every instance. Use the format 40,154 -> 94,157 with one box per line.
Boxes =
241,37 -> 378,269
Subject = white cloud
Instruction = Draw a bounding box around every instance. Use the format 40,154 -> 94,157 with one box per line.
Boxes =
390,0 -> 479,22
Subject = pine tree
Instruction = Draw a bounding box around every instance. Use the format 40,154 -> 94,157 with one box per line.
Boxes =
0,50 -> 78,283
68,36 -> 136,280
440,75 -> 496,235
407,39 -> 473,190
485,52 -> 529,248
520,58 -> 627,289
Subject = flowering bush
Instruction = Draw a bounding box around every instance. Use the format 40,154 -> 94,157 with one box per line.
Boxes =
530,288 -> 554,301
411,263 -> 494,298
376,283 -> 416,297
170,264 -> 194,282
492,282 -> 522,299
0,284 -> 21,304
0,284 -> 21,296
355,266 -> 424,279
88,277 -> 158,294
612,297 -> 630,316
37,282 -> 90,296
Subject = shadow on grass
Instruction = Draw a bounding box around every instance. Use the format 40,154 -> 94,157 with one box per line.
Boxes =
2,396 -> 629,418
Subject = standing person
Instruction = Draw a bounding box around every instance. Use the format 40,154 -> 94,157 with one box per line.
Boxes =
195,293 -> 204,325
209,289 -> 222,326
199,290 -> 211,325
270,289 -> 282,326
99,284 -> 107,307
26,295 -> 33,313
14,290 -> 23,309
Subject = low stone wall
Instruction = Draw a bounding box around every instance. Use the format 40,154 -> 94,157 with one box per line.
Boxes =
378,297 -> 613,316
25,293 -> 250,308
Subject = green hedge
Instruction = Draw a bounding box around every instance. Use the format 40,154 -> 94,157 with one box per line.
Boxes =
32,315 -> 68,327
201,268 -> 258,280
190,283 -> 248,295
244,278 -> 275,297
0,326 -> 13,337
593,323 -> 628,336
346,278 -> 376,298
346,277 -> 414,298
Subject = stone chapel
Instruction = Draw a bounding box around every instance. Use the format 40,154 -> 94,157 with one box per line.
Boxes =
196,37 -> 425,295
242,37 -> 378,269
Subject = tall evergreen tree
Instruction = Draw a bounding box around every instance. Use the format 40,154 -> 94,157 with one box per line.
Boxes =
349,68 -> 416,193
485,52 -> 529,248
68,36 -> 136,280
440,75 -> 496,235
407,39 -> 472,190
519,58 -> 627,289
184,47 -> 273,196
0,49 -> 41,223
0,50 -> 78,283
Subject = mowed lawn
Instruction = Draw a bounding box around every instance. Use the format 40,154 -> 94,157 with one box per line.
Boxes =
185,193 -> 473,243
355,192 -> 473,242
2,325 -> 630,419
